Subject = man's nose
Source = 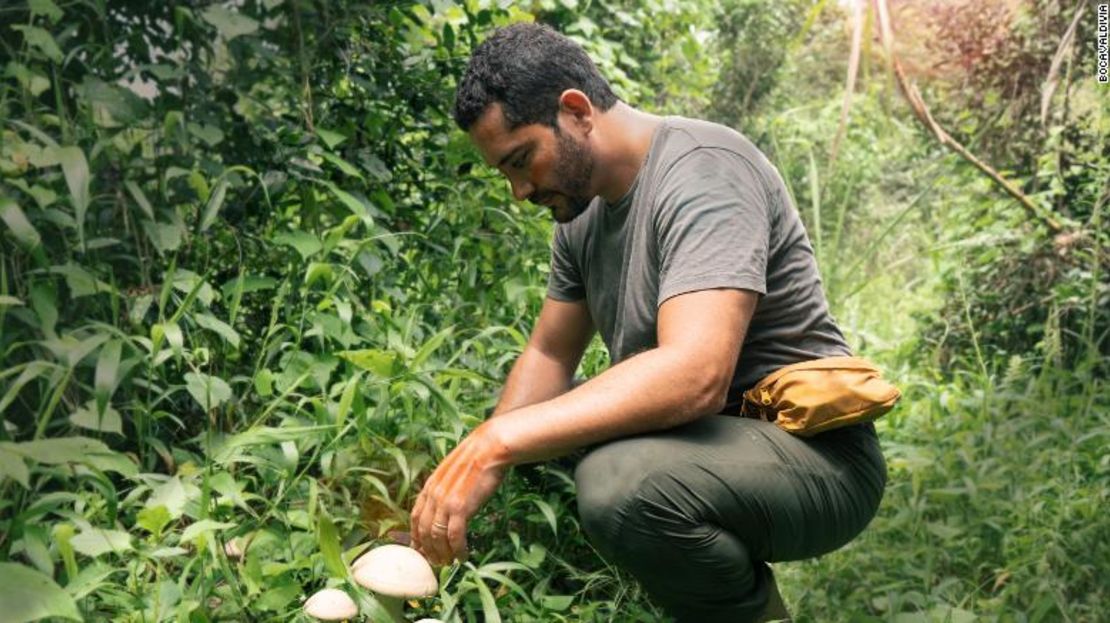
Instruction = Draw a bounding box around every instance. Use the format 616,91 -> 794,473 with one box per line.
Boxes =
510,178 -> 534,202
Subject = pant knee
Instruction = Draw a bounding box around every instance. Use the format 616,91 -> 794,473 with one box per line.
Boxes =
574,440 -> 657,554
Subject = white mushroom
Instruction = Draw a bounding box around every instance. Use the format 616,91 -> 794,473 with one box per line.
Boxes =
414,619 -> 446,623
352,544 -> 438,622
303,588 -> 358,621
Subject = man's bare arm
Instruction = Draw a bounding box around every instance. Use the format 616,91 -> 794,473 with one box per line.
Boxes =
486,288 -> 757,464
412,288 -> 757,564
491,297 -> 595,416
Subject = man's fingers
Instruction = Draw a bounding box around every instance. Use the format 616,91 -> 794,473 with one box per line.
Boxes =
447,512 -> 468,563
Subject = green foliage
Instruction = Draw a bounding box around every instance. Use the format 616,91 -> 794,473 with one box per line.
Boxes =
1,0 -> 1107,621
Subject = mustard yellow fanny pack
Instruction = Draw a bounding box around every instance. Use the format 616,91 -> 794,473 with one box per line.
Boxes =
740,356 -> 901,437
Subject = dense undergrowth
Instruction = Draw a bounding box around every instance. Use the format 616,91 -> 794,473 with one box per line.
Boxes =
1,1 -> 1107,622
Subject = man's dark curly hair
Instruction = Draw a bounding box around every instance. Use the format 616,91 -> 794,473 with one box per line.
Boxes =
453,23 -> 620,131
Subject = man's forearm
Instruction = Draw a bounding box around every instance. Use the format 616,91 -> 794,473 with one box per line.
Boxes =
491,344 -> 581,417
483,344 -> 730,465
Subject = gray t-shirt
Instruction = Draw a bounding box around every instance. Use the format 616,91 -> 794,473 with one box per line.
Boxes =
546,116 -> 851,407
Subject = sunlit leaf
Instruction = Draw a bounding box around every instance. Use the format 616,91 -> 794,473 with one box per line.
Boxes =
316,128 -> 347,149
4,437 -> 109,464
316,515 -> 347,578
199,178 -> 228,232
136,505 -> 172,537
201,6 -> 259,39
51,147 -> 89,246
180,519 -> 236,543
184,372 -> 232,411
94,339 -> 122,411
273,230 -> 323,259
0,198 -> 41,249
338,349 -> 397,377
195,313 -> 241,349
0,562 -> 81,622
69,401 -> 123,435
11,26 -> 63,63
70,529 -> 133,557
0,448 -> 29,489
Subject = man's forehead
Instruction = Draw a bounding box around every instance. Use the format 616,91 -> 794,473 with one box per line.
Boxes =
469,104 -> 533,167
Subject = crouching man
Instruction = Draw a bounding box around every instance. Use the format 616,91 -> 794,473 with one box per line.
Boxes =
410,23 -> 886,622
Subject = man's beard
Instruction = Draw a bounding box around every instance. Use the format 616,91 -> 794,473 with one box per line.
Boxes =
532,128 -> 594,223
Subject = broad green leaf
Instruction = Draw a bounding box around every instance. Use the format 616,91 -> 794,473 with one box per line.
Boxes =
50,263 -> 115,297
124,180 -> 154,219
304,262 -> 333,287
0,361 -> 54,414
30,284 -> 58,337
69,401 -> 123,435
136,505 -> 172,537
184,372 -> 232,411
338,349 -> 397,377
77,76 -> 147,128
321,181 -> 373,223
273,230 -> 322,259
20,525 -> 52,576
146,476 -> 188,519
52,147 -> 90,246
180,519 -> 236,543
70,528 -> 133,557
221,275 -> 277,297
254,368 -> 274,397
28,0 -> 64,22
94,339 -> 123,411
0,295 -> 24,306
64,562 -> 117,601
319,150 -> 364,180
11,26 -> 63,63
143,220 -> 184,254
0,448 -> 29,488
316,515 -> 346,578
412,325 -> 454,370
84,452 -> 137,477
211,426 -> 332,463
195,313 -> 241,349
201,6 -> 259,39
532,498 -> 559,537
152,322 -> 184,356
187,122 -> 224,147
473,574 -> 502,623
199,178 -> 227,232
335,372 -> 361,428
0,562 -> 81,622
171,269 -> 216,307
0,198 -> 41,249
6,437 -> 109,464
316,128 -> 347,149
42,332 -> 108,366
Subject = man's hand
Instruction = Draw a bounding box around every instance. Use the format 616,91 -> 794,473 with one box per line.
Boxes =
410,420 -> 512,565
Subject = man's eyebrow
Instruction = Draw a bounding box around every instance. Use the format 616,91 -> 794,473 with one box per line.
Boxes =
496,143 -> 530,168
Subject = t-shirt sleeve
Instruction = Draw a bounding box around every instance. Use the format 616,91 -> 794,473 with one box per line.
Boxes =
546,225 -> 586,301
654,148 -> 770,306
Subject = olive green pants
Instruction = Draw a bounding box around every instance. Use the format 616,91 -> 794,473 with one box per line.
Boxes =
573,416 -> 886,622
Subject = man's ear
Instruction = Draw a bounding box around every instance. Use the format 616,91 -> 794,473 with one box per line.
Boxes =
558,89 -> 594,133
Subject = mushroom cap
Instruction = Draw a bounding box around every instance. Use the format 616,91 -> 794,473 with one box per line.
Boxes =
414,619 -> 446,623
303,588 -> 358,621
352,544 -> 438,598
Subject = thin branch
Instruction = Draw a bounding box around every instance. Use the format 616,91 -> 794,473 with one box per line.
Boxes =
873,0 -> 1064,235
